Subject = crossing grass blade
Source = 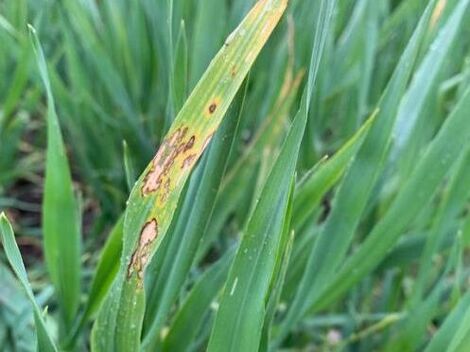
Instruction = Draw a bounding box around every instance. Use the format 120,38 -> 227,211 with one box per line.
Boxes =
278,112 -> 376,301
444,273 -> 470,352
29,25 -> 82,335
197,57 -> 303,261
83,216 -> 124,322
197,80 -> 302,260
0,213 -> 58,352
207,101 -> 304,351
277,0 -> 438,338
292,110 -> 376,230
91,1 -> 288,350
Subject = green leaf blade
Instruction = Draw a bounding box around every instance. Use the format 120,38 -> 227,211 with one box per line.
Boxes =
207,100 -> 306,351
29,25 -> 82,332
0,213 -> 58,352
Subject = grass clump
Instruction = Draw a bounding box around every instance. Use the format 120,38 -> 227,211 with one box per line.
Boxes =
1,0 -> 470,351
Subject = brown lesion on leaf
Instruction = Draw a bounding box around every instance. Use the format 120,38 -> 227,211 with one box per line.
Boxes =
160,178 -> 171,202
209,103 -> 217,113
231,65 -> 237,78
184,136 -> 195,152
204,97 -> 221,117
181,153 -> 197,169
141,128 -> 197,197
127,218 -> 159,285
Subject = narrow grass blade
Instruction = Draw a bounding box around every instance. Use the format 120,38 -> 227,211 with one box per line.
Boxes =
425,293 -> 470,352
173,20 -> 189,112
292,110 -> 376,230
392,0 -> 470,174
411,145 -> 470,304
0,213 -> 58,352
84,216 -> 124,322
280,112 -> 376,301
29,25 -> 81,332
162,249 -> 235,352
123,141 -> 136,192
260,202 -> 295,352
63,215 -> 124,348
278,0 -> 437,338
207,99 -> 305,351
92,1 -> 288,350
190,0 -> 228,88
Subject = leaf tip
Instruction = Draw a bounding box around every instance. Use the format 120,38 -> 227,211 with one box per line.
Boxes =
26,23 -> 36,34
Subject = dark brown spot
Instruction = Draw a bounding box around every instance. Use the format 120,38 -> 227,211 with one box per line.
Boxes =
208,103 -> 217,114
184,136 -> 195,152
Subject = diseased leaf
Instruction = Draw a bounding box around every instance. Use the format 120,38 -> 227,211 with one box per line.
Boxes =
141,81 -> 245,350
92,1 -> 289,350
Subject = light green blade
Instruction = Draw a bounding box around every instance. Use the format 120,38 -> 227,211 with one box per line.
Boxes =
29,25 -> 82,334
207,101 -> 303,351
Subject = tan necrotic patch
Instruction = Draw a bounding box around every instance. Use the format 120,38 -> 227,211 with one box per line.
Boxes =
141,127 -> 196,198
181,154 -> 197,169
127,218 -> 158,283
